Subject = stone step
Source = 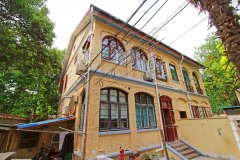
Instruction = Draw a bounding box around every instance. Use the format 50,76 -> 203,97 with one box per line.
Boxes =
174,145 -> 189,152
169,142 -> 184,148
180,149 -> 195,156
185,152 -> 200,159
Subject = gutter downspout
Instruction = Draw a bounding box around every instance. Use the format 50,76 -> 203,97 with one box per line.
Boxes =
81,6 -> 94,160
151,51 -> 169,160
179,54 -> 193,118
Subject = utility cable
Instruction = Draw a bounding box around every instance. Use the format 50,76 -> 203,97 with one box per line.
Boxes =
97,1 -> 189,83
169,16 -> 208,45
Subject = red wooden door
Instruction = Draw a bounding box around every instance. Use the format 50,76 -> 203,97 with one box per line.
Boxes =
160,96 -> 178,142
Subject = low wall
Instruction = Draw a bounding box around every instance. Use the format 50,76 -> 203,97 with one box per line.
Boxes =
177,118 -> 240,159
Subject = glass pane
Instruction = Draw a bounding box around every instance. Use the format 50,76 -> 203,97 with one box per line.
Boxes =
102,39 -> 109,59
100,103 -> 109,118
135,105 -> 141,129
198,107 -> 204,118
183,70 -> 191,86
119,92 -> 126,103
136,51 -> 141,70
147,95 -> 153,105
121,105 -> 128,128
110,89 -> 117,102
148,107 -> 156,127
100,103 -> 109,130
140,93 -> 147,104
100,89 -> 108,101
142,106 -> 148,128
131,49 -> 136,68
135,94 -> 140,104
170,65 -> 178,81
142,56 -> 147,71
111,104 -> 119,129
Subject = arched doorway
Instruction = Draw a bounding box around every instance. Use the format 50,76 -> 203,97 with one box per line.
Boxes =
160,96 -> 178,142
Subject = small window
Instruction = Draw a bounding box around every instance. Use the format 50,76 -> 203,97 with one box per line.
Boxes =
169,64 -> 179,81
51,133 -> 59,144
19,132 -> 39,148
191,105 -> 199,118
179,111 -> 187,119
131,47 -> 148,71
135,93 -> 157,129
99,88 -> 129,131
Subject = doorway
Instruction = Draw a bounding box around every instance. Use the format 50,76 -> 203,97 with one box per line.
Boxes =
160,96 -> 178,142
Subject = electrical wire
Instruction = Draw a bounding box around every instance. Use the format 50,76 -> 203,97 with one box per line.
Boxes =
97,1 -> 189,83
169,16 -> 208,45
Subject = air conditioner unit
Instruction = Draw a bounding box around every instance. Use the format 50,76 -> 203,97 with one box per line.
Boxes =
156,73 -> 167,80
143,71 -> 154,82
76,60 -> 86,75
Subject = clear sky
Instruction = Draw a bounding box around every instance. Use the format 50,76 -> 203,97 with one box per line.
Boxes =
46,0 -> 216,59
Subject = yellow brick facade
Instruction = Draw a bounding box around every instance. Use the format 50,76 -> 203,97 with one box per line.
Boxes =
58,5 -> 239,160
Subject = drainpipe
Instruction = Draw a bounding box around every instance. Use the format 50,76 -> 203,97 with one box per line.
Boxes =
81,5 -> 94,160
179,54 -> 193,118
150,50 -> 169,160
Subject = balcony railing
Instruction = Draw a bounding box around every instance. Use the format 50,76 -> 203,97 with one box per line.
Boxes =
186,85 -> 194,92
197,88 -> 204,95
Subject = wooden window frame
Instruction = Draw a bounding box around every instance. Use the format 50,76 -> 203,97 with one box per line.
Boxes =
99,88 -> 129,132
135,93 -> 157,129
101,36 -> 126,65
155,58 -> 167,81
191,105 -> 200,118
131,47 -> 148,71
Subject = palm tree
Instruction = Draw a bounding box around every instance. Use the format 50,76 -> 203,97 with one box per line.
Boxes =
189,0 -> 240,77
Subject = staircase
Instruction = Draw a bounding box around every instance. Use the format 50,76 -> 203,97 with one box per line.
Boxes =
166,139 -> 208,160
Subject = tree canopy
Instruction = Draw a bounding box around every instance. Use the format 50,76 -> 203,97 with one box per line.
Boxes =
0,0 -> 64,118
194,34 -> 239,113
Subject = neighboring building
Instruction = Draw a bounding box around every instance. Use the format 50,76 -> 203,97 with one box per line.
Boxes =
0,113 -> 75,159
57,5 -> 240,160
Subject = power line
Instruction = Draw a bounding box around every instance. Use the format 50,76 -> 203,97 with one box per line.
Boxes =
84,0 -> 151,72
97,1 -> 189,83
76,0 -> 161,89
169,17 -> 208,45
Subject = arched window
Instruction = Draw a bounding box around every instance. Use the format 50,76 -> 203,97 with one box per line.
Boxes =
192,73 -> 203,94
182,70 -> 193,92
101,36 -> 126,65
156,58 -> 167,80
131,47 -> 148,71
99,88 -> 128,131
135,93 -> 156,129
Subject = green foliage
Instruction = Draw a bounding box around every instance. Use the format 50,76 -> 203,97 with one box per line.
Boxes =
194,34 -> 239,113
0,0 -> 64,118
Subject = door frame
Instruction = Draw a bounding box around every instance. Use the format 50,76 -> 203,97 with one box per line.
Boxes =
160,96 -> 178,142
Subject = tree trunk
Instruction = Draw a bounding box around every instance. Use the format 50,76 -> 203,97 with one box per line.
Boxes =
189,0 -> 240,77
